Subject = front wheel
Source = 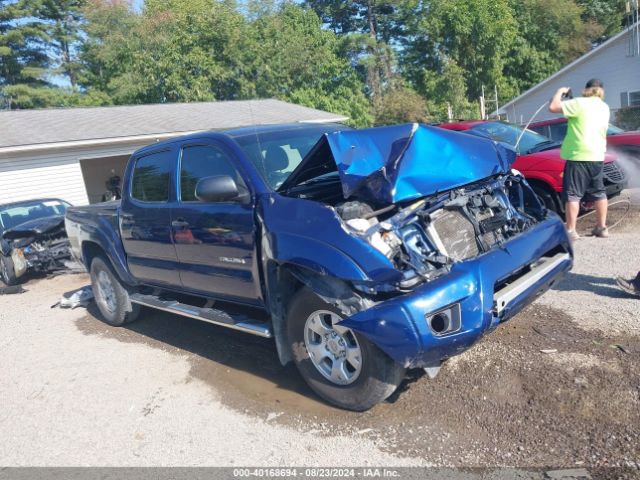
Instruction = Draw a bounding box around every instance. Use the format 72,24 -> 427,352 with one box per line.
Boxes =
90,256 -> 140,326
287,287 -> 405,411
0,255 -> 17,286
531,184 -> 561,214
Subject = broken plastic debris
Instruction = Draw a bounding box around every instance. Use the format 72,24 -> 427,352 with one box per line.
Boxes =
52,286 -> 94,309
540,349 -> 558,354
612,344 -> 629,354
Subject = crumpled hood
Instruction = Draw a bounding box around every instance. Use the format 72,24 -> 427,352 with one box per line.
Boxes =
2,215 -> 65,240
280,123 -> 516,204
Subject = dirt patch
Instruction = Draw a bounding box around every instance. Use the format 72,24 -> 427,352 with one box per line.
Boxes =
75,302 -> 640,468
576,200 -> 640,236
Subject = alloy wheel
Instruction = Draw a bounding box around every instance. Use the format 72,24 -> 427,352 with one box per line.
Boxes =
95,270 -> 117,314
303,310 -> 362,386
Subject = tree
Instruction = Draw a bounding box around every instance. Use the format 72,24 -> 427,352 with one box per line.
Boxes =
577,0 -> 626,43
248,4 -> 372,126
28,0 -> 86,87
0,0 -> 50,107
373,83 -> 428,125
80,0 -> 253,104
401,0 -> 518,102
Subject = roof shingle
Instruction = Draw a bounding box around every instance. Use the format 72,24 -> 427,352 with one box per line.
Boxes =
0,99 -> 348,149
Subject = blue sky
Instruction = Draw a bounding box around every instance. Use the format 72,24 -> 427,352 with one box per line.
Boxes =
133,0 -> 144,12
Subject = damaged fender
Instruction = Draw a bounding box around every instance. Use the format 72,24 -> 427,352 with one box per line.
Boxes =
258,194 -> 396,364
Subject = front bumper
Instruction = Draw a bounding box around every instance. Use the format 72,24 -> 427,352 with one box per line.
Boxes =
340,216 -> 572,368
604,162 -> 627,198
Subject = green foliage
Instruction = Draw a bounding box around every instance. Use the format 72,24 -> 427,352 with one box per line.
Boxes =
28,0 -> 86,86
501,0 -> 591,99
1,0 -> 629,123
2,84 -> 111,109
0,0 -> 50,103
248,4 -> 372,126
373,84 -> 427,126
401,0 -> 517,102
577,0 -> 627,42
421,59 -> 478,122
81,0 -> 252,104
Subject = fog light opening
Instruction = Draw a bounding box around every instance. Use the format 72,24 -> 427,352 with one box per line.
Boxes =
427,304 -> 461,337
430,313 -> 450,334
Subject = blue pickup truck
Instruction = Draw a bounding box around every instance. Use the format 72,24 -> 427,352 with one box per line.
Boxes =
65,122 -> 572,410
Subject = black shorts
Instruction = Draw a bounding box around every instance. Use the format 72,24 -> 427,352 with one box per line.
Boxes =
562,161 -> 606,202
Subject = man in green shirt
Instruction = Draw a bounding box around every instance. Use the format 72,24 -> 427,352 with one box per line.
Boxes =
548,78 -> 610,241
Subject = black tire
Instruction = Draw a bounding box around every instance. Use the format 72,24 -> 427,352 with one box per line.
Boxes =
0,254 -> 17,286
90,256 -> 140,326
531,183 -> 561,214
287,287 -> 405,411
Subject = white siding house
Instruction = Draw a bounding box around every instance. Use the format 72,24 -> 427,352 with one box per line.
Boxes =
499,23 -> 640,125
0,100 -> 348,206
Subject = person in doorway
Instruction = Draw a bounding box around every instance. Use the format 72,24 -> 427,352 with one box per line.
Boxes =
548,79 -> 610,241
616,272 -> 640,298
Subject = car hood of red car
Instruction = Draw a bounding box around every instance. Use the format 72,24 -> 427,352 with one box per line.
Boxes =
608,131 -> 640,146
516,148 -> 616,170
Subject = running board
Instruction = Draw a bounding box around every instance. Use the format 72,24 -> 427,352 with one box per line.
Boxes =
129,293 -> 272,338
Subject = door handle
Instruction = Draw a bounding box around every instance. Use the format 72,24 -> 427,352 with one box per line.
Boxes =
172,219 -> 189,229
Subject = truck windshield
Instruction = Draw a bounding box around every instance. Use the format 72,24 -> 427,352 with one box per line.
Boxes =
231,125 -> 347,189
0,200 -> 69,230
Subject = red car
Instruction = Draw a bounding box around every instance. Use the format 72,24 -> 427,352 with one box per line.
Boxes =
529,117 -> 640,157
437,120 -> 627,213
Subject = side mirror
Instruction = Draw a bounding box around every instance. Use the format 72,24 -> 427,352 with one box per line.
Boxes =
195,175 -> 240,203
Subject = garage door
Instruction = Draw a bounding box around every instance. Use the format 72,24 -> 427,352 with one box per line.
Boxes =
0,153 -> 89,206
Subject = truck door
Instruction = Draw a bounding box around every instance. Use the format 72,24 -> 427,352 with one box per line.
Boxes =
172,142 -> 259,304
120,148 -> 181,286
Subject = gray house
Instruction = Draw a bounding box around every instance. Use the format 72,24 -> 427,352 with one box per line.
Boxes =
498,22 -> 640,125
0,100 -> 347,205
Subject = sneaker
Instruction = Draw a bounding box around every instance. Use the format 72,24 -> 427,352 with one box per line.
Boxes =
567,230 -> 580,242
615,277 -> 640,298
592,226 -> 609,238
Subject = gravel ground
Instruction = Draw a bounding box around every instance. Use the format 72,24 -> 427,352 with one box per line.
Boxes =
537,191 -> 640,334
0,275 -> 427,467
1,191 -> 639,471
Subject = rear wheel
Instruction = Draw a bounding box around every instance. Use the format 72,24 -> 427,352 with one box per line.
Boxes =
287,287 -> 405,411
90,256 -> 140,326
0,255 -> 17,286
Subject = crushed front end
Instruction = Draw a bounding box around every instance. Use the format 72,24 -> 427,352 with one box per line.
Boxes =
275,123 -> 573,370
2,218 -> 72,280
336,173 -> 572,368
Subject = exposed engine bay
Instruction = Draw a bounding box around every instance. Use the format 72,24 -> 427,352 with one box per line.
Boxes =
289,172 -> 547,292
1,218 -> 72,282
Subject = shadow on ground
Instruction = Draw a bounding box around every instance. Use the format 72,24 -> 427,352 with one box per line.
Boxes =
77,302 -> 347,416
74,300 -> 640,468
552,272 -> 630,298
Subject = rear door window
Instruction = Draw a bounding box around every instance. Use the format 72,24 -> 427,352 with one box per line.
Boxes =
131,150 -> 175,202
